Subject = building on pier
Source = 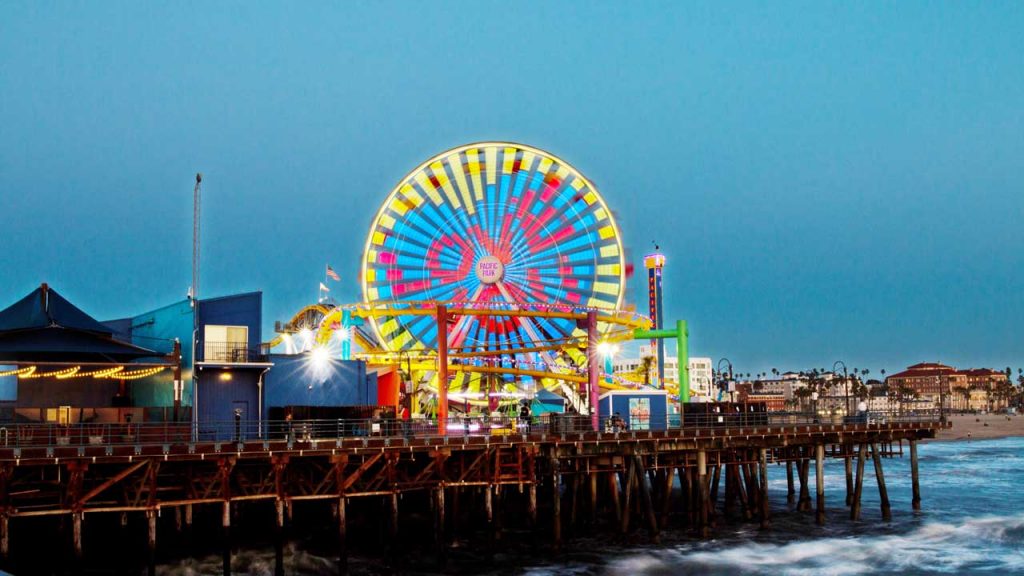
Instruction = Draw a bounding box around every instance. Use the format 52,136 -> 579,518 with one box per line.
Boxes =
0,284 -> 382,436
0,283 -> 170,425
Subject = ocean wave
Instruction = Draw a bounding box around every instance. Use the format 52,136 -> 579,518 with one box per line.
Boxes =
600,514 -> 1024,576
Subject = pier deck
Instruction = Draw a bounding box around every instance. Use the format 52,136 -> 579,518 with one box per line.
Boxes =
0,415 -> 949,574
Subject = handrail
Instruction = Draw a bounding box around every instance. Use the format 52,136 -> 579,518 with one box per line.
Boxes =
0,410 -> 944,453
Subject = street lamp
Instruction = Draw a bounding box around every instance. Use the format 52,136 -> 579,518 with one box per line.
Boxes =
833,361 -> 849,419
717,358 -> 734,403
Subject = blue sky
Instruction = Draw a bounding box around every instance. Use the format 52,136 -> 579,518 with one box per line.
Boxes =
1,1 -> 1021,376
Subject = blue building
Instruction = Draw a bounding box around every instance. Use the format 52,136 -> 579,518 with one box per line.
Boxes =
598,390 -> 669,430
109,291 -> 379,439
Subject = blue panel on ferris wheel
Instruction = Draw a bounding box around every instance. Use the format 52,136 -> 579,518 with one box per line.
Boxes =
559,236 -> 590,251
500,174 -> 511,199
566,251 -> 593,263
394,255 -> 422,268
542,286 -> 567,300
376,285 -> 392,299
511,173 -> 527,197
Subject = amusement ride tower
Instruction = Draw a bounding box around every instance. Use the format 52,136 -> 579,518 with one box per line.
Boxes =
644,247 -> 666,385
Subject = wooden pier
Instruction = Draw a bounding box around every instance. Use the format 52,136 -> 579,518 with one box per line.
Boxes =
0,417 -> 947,574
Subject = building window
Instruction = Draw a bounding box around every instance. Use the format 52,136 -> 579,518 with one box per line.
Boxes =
204,325 -> 249,362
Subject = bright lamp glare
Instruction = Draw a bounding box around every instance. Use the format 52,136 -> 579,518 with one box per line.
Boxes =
336,329 -> 349,342
311,346 -> 330,369
597,342 -> 617,356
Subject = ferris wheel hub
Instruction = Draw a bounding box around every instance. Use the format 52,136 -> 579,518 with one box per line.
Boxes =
474,255 -> 504,285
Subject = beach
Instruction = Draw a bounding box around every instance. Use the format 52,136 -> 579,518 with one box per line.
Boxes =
933,412 -> 1024,442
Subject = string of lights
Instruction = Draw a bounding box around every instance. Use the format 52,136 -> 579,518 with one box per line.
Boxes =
6,365 -> 169,380
0,366 -> 35,377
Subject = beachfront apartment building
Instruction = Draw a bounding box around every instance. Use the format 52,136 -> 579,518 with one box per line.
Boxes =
886,363 -> 1009,412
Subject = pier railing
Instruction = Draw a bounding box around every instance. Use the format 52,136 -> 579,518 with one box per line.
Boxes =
0,409 -> 944,451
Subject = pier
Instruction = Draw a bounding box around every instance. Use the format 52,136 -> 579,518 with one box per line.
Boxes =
0,412 -> 947,574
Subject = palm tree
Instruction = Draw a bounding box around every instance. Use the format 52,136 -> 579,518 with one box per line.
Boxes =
636,355 -> 656,387
958,387 -> 971,412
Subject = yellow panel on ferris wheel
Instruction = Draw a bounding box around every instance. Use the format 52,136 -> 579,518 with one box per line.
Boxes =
598,225 -> 615,240
502,147 -> 517,173
597,264 -> 621,276
413,172 -> 444,205
399,184 -> 424,207
371,231 -> 387,245
537,156 -> 553,175
447,152 -> 475,215
593,281 -> 619,295
379,214 -> 396,229
600,244 -> 620,258
520,150 -> 536,173
593,207 -> 609,221
465,148 -> 485,201
485,146 -> 498,185
391,330 -> 413,349
389,196 -> 409,216
587,296 -> 615,309
429,161 -> 461,209
379,318 -> 400,337
365,269 -> 377,282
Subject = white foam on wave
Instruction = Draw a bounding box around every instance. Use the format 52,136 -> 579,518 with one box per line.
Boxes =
155,544 -> 338,576
602,513 -> 1024,575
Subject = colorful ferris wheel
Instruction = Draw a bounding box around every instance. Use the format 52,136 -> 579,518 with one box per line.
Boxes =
362,142 -> 625,354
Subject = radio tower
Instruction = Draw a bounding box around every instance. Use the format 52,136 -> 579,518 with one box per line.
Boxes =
644,244 -> 666,386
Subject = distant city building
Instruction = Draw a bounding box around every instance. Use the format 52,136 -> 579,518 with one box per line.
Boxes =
612,349 -> 714,401
886,363 -> 1009,411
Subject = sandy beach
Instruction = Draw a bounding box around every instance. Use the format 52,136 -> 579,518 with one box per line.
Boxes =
932,413 -> 1024,442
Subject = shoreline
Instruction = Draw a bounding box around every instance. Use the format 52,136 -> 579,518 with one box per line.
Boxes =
925,413 -> 1023,443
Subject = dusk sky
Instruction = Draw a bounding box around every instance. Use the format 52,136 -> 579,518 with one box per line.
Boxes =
1,2 -> 1021,376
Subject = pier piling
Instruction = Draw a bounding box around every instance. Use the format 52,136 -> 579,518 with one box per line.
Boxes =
798,457 -> 812,512
635,456 -> 659,543
275,499 -> 285,576
551,459 -> 561,552
147,510 -> 157,576
786,460 -> 795,504
871,443 -> 892,521
222,501 -> 232,576
815,444 -> 825,525
910,440 -> 921,511
72,512 -> 82,563
697,450 -> 709,538
845,447 -> 854,506
759,449 -> 770,529
432,488 -> 444,568
851,443 -> 866,521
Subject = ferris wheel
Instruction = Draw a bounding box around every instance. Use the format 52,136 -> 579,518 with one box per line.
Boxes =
362,142 -> 626,355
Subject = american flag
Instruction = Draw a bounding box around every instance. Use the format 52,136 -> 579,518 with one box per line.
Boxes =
326,265 -> 340,281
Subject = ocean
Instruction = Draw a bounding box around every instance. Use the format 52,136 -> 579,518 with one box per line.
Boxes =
156,437 -> 1024,576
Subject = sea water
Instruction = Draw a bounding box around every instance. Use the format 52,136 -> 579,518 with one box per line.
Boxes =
157,437 -> 1024,575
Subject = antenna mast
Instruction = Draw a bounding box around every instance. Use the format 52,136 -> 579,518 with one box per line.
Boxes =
192,173 -> 202,307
